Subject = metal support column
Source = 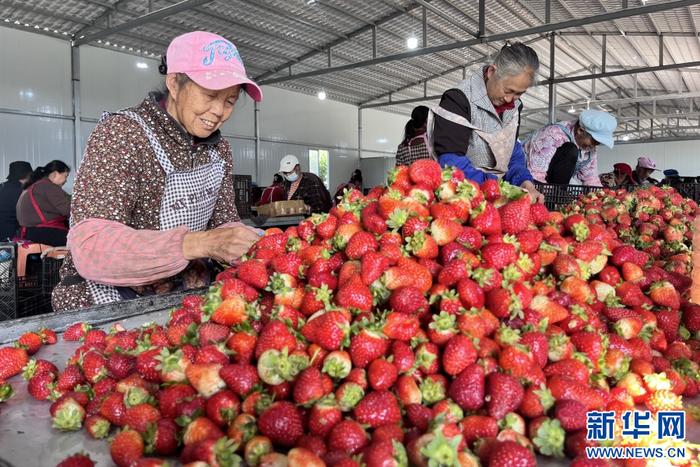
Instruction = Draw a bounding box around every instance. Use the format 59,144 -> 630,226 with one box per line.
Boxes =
478,0 -> 486,37
70,45 -> 81,170
357,108 -> 363,162
372,25 -> 377,59
548,32 -> 556,123
254,101 -> 260,184
601,35 -> 607,73
659,34 -> 664,66
422,6 -> 428,47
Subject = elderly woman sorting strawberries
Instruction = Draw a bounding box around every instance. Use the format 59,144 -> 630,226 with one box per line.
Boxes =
52,32 -> 263,311
431,43 -> 544,203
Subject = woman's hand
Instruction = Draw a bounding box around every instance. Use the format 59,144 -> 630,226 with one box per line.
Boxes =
520,180 -> 545,204
183,227 -> 262,264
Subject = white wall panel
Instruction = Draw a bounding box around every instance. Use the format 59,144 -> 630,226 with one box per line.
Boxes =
0,113 -> 75,191
259,86 -> 357,148
79,47 -> 162,118
0,27 -> 71,115
360,157 -> 396,189
598,140 -> 700,176
227,137 -> 256,178
361,109 -> 407,155
221,99 -> 255,138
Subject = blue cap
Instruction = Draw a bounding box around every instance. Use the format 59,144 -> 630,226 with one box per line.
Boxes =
663,169 -> 679,177
579,109 -> 617,149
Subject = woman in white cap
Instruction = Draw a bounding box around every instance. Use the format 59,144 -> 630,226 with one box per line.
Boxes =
278,155 -> 332,214
524,109 -> 617,186
53,31 -> 264,312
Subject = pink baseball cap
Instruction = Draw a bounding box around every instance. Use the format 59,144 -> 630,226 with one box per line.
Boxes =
637,156 -> 657,170
166,31 -> 262,102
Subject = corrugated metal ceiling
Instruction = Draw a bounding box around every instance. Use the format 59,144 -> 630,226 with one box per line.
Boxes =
1,0 -> 699,141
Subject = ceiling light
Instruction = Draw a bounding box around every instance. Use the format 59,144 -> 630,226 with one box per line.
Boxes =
406,36 -> 419,50
622,135 -> 630,141
568,106 -> 576,114
136,62 -> 148,69
306,0 -> 318,4
377,138 -> 388,144
317,90 -> 327,100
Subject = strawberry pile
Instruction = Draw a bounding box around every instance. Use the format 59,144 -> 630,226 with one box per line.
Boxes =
1,159 -> 699,467
564,185 -> 697,272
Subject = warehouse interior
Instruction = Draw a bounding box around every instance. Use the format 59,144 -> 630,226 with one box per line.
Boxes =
3,1 -> 700,466
1,0 -> 700,190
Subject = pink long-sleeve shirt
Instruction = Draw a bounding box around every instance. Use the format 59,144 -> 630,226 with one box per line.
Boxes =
523,120 -> 602,187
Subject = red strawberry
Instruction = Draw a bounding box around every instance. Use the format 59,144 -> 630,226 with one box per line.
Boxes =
518,384 -> 555,418
293,367 -> 328,405
554,399 -> 587,432
409,159 -> 442,189
389,287 -> 428,315
499,193 -> 532,234
106,352 -> 136,380
530,203 -> 550,225
461,415 -> 499,446
110,429 -> 144,467
50,395 -> 86,431
481,242 -> 517,270
368,358 -> 398,391
258,401 -> 303,447
547,375 -> 604,410
100,391 -> 127,426
219,363 -> 259,398
353,390 -> 401,428
361,251 -> 391,286
123,403 -> 160,434
649,281 -> 680,309
470,201 -> 502,235
486,372 -> 524,420
327,419 -> 369,454
336,275 -> 373,312
0,347 -> 29,380
56,364 -> 85,392
64,322 -> 91,341
27,371 -> 55,400
198,322 -> 230,346
449,363 -> 485,411
85,414 -> 111,439
157,383 -> 196,419
57,453 -> 95,467
682,302 -> 700,332
656,309 -> 681,343
220,277 -> 260,302
457,278 -> 485,309
488,440 -> 536,466
345,231 -> 378,260
442,334 -> 477,376
134,348 -> 162,383
205,389 -> 240,426
431,218 -> 463,246
255,320 -> 297,359
349,329 -> 389,368
210,295 -> 249,327
17,332 -> 42,355
406,231 -> 439,259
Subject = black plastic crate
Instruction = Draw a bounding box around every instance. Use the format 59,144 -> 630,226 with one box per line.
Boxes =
233,174 -> 252,219
0,243 -> 16,321
17,292 -> 52,318
41,256 -> 64,296
534,183 -> 602,211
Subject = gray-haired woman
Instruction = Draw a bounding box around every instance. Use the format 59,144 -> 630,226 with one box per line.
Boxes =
431,43 -> 544,202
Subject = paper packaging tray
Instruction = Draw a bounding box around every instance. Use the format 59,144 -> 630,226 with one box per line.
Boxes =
0,290 -> 698,466
256,200 -> 308,217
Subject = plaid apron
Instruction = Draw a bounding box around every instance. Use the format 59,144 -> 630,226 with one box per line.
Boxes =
86,111 -> 225,305
426,105 -> 519,176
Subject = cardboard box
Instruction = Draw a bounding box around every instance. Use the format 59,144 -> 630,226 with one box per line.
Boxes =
256,200 -> 309,217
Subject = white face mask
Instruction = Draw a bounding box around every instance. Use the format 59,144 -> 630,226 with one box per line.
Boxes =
284,172 -> 299,182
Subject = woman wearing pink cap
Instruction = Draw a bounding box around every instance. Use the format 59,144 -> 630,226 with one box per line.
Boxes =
53,31 -> 264,311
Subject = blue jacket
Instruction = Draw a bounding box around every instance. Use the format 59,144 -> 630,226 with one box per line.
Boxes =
438,140 -> 534,187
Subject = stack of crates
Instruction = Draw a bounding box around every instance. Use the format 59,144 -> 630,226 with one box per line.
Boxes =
0,243 -> 16,321
233,174 -> 253,219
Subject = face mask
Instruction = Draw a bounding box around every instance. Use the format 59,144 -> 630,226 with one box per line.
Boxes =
284,172 -> 299,182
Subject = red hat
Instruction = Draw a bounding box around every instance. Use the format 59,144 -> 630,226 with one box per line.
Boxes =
613,163 -> 633,178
